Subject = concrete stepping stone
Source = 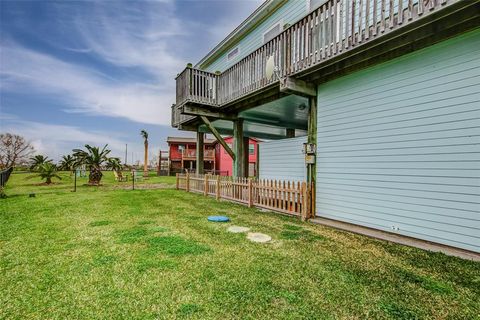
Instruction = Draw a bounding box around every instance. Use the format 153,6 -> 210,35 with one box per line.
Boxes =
247,232 -> 272,243
227,226 -> 250,233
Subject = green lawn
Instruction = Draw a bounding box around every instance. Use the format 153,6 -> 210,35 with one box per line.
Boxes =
1,172 -> 479,319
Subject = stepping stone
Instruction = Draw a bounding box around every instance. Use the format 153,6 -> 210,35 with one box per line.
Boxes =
247,232 -> 272,243
227,226 -> 250,233
207,216 -> 230,223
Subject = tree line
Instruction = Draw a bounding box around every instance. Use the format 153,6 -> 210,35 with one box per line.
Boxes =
1,130 -> 150,186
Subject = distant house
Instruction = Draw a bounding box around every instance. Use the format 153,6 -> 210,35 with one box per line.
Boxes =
170,0 -> 479,255
166,137 -> 216,174
215,137 -> 260,176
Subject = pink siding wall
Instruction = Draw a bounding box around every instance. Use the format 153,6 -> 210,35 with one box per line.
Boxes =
215,137 -> 259,176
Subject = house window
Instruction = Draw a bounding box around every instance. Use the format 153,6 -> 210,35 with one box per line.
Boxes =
249,144 -> 255,155
263,22 -> 282,43
227,47 -> 239,61
178,144 -> 185,152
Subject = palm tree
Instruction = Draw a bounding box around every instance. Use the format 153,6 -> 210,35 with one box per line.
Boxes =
72,144 -> 112,185
140,130 -> 149,177
106,157 -> 122,172
58,155 -> 76,173
29,162 -> 61,184
29,155 -> 51,171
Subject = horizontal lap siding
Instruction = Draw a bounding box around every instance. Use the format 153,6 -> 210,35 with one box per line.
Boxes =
204,1 -> 307,73
259,136 -> 307,181
316,30 -> 480,253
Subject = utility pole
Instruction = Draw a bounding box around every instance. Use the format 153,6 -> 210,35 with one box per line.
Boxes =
125,144 -> 128,165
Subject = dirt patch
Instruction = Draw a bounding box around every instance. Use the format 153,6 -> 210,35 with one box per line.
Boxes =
110,183 -> 172,190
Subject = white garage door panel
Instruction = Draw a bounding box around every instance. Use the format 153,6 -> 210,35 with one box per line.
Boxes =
259,136 -> 307,182
316,30 -> 480,253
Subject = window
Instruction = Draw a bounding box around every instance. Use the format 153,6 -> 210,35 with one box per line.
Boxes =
249,144 -> 255,155
178,144 -> 185,152
227,47 -> 239,61
263,22 -> 282,43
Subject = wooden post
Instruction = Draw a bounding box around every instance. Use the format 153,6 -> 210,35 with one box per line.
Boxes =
307,95 -> 317,218
248,178 -> 253,207
186,171 -> 190,192
255,143 -> 260,179
216,175 -> 220,200
204,174 -> 208,196
233,119 -> 246,178
243,137 -> 249,177
176,173 -> 179,190
196,131 -> 204,174
301,181 -> 307,221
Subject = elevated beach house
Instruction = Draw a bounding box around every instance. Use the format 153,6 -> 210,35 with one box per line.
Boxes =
167,136 -> 217,174
171,0 -> 480,255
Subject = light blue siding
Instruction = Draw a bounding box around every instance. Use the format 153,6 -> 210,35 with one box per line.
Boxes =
203,0 -> 307,73
259,136 -> 307,181
316,30 -> 480,253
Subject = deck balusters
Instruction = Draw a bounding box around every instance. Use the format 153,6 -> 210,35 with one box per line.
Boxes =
173,0 -> 452,127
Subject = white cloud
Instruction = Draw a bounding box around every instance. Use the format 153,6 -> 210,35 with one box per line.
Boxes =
70,1 -> 185,80
1,43 -> 173,125
1,118 -> 146,161
0,0 -> 189,126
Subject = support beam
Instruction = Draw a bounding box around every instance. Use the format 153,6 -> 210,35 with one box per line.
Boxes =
243,137 -> 250,177
307,96 -> 317,217
233,119 -> 247,178
286,128 -> 295,138
196,131 -> 204,174
182,105 -> 237,121
200,116 -> 235,161
255,144 -> 260,179
241,117 -> 308,130
280,77 -> 316,97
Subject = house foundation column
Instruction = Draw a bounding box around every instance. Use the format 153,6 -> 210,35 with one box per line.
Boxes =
233,119 -> 246,178
307,96 -> 317,217
196,131 -> 204,174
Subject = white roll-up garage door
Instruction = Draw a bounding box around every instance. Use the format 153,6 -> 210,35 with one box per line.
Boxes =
316,30 -> 480,253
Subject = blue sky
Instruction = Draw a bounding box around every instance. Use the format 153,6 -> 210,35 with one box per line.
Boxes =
0,0 -> 262,163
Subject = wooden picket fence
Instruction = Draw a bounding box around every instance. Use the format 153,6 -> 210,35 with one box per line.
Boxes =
176,173 -> 313,220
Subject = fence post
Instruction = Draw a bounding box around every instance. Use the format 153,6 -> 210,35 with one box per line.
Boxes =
248,178 -> 253,208
176,173 -> 179,190
301,182 -> 308,221
216,175 -> 220,200
204,174 -> 208,196
186,172 -> 190,192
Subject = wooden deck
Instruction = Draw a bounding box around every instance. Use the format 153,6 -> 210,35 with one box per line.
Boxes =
172,0 -> 475,127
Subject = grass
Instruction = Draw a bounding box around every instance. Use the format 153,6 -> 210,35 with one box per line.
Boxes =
1,172 -> 479,319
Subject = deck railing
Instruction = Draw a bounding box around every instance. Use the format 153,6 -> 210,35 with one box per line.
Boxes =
171,104 -> 195,126
173,0 -> 455,126
182,149 -> 216,159
176,173 -> 313,220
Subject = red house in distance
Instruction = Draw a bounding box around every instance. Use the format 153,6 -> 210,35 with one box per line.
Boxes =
167,136 -> 216,175
215,137 -> 260,176
166,136 -> 260,176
